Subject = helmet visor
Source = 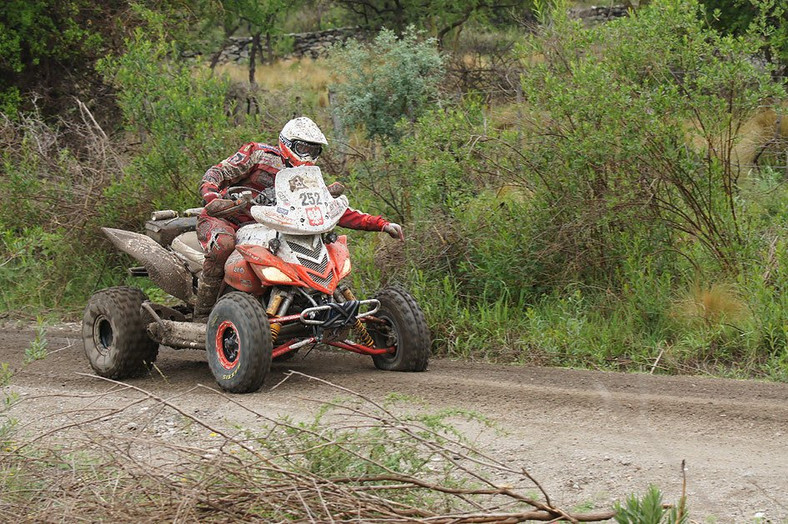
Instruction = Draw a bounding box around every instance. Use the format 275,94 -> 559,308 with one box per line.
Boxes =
292,140 -> 322,159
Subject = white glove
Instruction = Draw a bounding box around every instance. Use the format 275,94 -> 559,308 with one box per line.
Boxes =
382,222 -> 404,241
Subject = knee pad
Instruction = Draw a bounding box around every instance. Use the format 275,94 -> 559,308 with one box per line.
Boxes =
207,232 -> 236,261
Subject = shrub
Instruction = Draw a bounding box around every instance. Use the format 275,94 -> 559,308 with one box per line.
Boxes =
519,0 -> 783,278
96,27 -> 236,220
328,27 -> 444,143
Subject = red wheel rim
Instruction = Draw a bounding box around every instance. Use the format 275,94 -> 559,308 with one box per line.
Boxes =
215,320 -> 241,370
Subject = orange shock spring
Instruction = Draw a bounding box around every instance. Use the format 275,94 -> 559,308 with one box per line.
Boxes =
341,286 -> 375,347
270,322 -> 282,344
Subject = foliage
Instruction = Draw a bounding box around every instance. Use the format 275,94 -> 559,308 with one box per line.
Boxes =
337,0 -> 787,378
332,0 -> 534,44
701,0 -> 788,76
519,0 -> 782,277
24,318 -> 49,364
615,484 -> 688,523
0,1 -> 196,118
1,0 -> 786,382
96,11 -> 238,219
345,99 -> 489,223
0,0 -> 103,114
328,27 -> 445,142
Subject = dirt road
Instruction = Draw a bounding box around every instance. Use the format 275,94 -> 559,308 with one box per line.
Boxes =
2,322 -> 787,522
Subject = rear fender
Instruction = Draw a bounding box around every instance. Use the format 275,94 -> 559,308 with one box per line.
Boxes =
102,227 -> 195,304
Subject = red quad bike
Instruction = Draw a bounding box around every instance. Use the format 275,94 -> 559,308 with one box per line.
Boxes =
83,165 -> 430,393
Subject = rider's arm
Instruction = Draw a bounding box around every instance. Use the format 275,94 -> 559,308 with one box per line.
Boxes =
199,142 -> 258,204
337,208 -> 389,231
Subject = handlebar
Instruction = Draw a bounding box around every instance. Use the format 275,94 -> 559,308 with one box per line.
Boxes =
224,186 -> 275,206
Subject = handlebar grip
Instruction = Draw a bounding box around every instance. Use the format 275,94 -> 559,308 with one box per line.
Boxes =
151,210 -> 178,221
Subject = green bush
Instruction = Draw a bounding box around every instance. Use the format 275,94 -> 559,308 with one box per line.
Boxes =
345,0 -> 787,378
520,0 -> 782,278
328,27 -> 444,143
97,28 -> 236,220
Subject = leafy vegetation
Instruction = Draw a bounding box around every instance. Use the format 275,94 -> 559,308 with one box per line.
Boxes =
0,0 -> 786,380
329,27 -> 445,142
615,484 -> 688,523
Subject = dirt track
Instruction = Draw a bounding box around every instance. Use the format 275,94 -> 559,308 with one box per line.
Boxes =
2,321 -> 787,522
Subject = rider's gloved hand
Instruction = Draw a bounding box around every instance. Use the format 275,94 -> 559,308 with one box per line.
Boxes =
382,222 -> 404,241
205,198 -> 240,217
327,182 -> 345,197
202,191 -> 222,205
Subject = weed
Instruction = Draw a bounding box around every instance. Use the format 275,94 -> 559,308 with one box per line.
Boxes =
0,363 -> 11,388
673,282 -> 747,327
23,318 -> 48,364
614,484 -> 688,524
0,363 -> 17,445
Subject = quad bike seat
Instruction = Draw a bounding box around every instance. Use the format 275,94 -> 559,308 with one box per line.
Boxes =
171,231 -> 205,273
145,209 -> 200,247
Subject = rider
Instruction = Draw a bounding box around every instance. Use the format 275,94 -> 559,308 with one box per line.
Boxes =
194,116 -> 404,317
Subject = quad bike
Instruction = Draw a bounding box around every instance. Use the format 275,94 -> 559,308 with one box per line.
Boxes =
83,165 -> 430,393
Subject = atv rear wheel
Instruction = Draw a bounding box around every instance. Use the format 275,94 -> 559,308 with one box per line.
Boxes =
370,286 -> 430,371
82,287 -> 159,379
206,292 -> 272,393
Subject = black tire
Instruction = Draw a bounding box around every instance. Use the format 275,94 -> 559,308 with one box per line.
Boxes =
82,287 -> 159,379
370,286 -> 430,371
206,292 -> 272,393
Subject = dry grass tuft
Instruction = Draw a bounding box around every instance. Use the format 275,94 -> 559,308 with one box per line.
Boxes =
673,282 -> 747,326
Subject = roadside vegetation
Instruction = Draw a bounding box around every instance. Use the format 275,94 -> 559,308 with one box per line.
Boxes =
1,0 -> 787,383
0,375 -> 687,522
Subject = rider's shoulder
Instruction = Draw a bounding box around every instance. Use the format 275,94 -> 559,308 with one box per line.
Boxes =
248,143 -> 285,169
246,142 -> 280,154
235,142 -> 280,154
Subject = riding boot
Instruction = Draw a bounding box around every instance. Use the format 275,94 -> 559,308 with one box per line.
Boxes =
194,275 -> 222,320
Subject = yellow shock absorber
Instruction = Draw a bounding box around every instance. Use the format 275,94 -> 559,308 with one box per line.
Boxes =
270,322 -> 282,344
353,318 -> 375,347
342,286 -> 375,347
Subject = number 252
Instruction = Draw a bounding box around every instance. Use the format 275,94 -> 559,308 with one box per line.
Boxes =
300,192 -> 322,206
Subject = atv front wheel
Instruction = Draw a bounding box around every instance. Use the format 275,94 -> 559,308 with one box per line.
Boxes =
370,286 -> 430,371
206,292 -> 272,393
82,287 -> 159,379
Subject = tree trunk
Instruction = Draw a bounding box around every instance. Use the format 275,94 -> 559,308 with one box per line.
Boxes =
328,88 -> 346,165
249,31 -> 261,86
266,31 -> 273,65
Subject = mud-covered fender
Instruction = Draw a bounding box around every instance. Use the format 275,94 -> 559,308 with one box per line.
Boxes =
102,227 -> 195,305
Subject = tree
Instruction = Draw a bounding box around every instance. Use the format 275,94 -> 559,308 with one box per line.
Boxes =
0,0 -> 110,114
200,0 -> 296,83
518,0 -> 783,277
333,0 -> 531,45
700,0 -> 788,77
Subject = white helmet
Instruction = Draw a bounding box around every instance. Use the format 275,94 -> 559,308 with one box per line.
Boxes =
279,116 -> 328,166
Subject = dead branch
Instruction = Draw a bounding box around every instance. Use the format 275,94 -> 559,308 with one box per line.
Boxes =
1,373 -> 620,522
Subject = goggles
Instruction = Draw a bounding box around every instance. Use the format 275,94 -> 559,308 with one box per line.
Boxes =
292,140 -> 322,159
